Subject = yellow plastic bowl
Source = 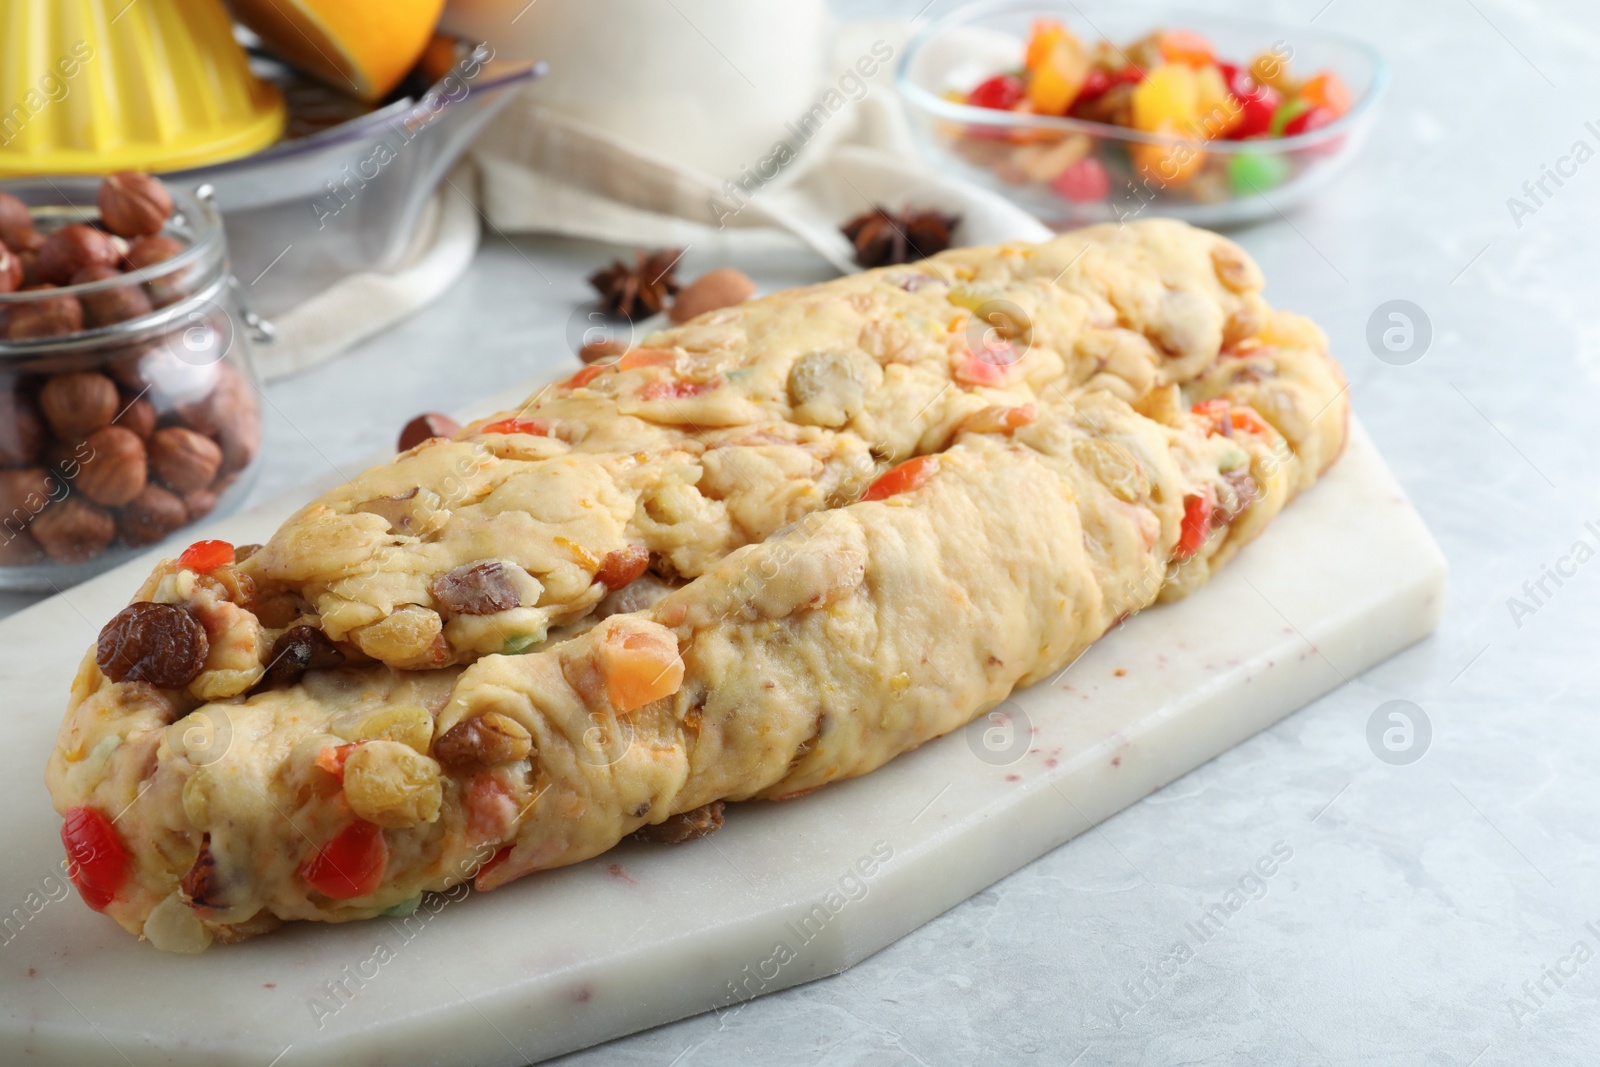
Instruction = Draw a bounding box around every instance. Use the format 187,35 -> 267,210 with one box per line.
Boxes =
0,0 -> 287,176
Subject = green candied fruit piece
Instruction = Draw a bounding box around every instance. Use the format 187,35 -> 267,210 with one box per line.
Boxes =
502,633 -> 543,655
381,894 -> 423,917
1217,443 -> 1251,472
1228,152 -> 1290,195
1269,97 -> 1310,137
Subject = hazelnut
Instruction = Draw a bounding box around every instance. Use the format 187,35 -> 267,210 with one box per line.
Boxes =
217,410 -> 259,475
0,528 -> 44,567
668,268 -> 756,324
0,467 -> 56,518
149,426 -> 221,494
183,487 -> 217,522
31,496 -> 115,562
98,173 -> 173,239
44,439 -> 96,488
106,344 -> 157,391
17,249 -> 42,286
6,286 -> 84,340
398,412 -> 460,452
0,391 -> 44,467
0,245 -> 22,294
72,264 -> 153,327
0,192 -> 37,253
37,223 -> 120,285
77,426 -> 147,507
117,484 -> 187,547
114,395 -> 157,439
179,367 -> 259,474
39,371 -> 119,439
124,235 -> 185,272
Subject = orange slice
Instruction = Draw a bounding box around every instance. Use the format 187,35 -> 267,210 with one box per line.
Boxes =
226,0 -> 448,102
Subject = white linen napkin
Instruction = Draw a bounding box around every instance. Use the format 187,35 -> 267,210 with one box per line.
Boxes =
468,35 -> 1050,267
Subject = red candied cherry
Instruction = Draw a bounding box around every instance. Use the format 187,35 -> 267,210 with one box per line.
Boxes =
1051,157 -> 1111,202
178,539 -> 234,574
1075,68 -> 1113,102
561,365 -> 606,390
1284,106 -> 1338,137
639,377 -> 716,401
968,74 -> 1025,111
1175,490 -> 1216,562
1219,63 -> 1281,140
479,417 -> 548,436
863,455 -> 939,502
300,819 -> 388,900
474,845 -> 515,891
61,806 -> 130,912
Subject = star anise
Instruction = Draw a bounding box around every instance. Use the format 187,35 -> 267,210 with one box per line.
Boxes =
840,206 -> 962,268
588,248 -> 682,318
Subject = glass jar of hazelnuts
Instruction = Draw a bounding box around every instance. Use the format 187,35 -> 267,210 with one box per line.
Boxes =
0,174 -> 266,590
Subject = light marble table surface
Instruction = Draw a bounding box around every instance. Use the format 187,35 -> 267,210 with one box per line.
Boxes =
11,0 -> 1600,1063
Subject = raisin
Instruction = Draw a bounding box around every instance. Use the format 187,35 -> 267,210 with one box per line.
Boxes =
433,711 -> 533,767
262,625 -> 345,689
629,800 -> 725,844
179,833 -> 225,909
431,560 -> 520,616
596,545 -> 649,591
96,602 -> 209,688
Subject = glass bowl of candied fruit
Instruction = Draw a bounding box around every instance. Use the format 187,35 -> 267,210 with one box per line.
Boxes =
0,174 -> 266,590
897,0 -> 1388,227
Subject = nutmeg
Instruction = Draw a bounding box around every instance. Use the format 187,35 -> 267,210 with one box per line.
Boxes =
37,223 -> 120,285
30,496 -> 115,563
124,235 -> 185,272
71,264 -> 153,327
39,371 -> 119,440
0,192 -> 37,254
77,426 -> 147,507
668,268 -> 756,324
98,173 -> 173,239
114,395 -> 157,439
0,244 -> 22,294
117,484 -> 188,548
149,426 -> 221,494
6,286 -> 84,340
0,391 -> 44,467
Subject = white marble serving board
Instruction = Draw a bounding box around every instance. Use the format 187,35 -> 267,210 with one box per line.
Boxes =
0,412 -> 1444,1067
